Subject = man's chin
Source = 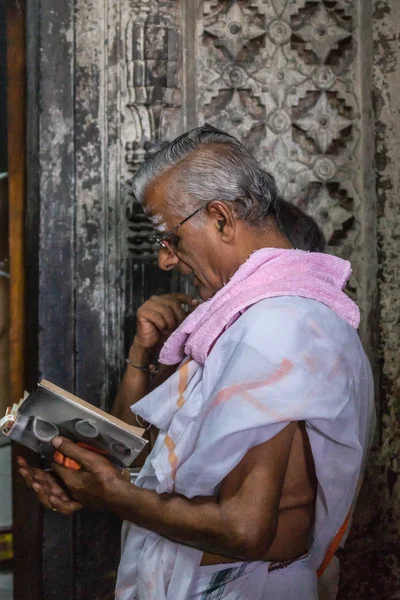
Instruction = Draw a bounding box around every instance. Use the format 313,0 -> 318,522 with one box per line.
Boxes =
193,276 -> 216,301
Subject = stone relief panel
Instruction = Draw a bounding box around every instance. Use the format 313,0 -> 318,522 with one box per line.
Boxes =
117,0 -> 373,341
198,0 -> 364,303
118,0 -> 185,356
121,0 -> 184,261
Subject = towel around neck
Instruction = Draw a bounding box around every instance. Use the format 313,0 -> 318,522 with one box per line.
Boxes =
159,248 -> 360,366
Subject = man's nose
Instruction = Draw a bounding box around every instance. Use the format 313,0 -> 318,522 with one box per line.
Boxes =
158,246 -> 179,271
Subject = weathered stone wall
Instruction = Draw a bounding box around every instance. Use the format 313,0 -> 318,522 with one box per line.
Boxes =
326,1 -> 400,597
373,0 -> 400,594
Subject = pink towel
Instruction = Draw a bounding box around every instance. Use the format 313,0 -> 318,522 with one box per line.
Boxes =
159,248 -> 360,366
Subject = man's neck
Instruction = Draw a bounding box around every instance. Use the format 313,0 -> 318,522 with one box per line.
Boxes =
237,218 -> 292,257
222,218 -> 292,285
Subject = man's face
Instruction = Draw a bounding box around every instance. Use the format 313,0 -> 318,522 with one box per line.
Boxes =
143,173 -> 231,301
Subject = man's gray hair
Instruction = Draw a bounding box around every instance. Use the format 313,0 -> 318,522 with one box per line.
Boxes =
132,125 -> 278,227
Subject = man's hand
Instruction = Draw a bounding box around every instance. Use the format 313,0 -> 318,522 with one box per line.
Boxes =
50,437 -> 130,510
135,293 -> 198,350
17,455 -> 83,515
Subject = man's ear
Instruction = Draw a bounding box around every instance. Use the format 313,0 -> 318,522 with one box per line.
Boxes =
207,201 -> 236,241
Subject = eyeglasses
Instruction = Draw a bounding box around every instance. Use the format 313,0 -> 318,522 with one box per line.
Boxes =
151,207 -> 204,250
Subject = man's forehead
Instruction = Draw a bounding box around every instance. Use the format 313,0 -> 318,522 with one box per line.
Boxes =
142,179 -> 172,232
142,183 -> 165,215
142,168 -> 173,209
142,168 -> 182,224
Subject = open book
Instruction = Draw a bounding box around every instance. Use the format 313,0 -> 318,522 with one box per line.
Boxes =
0,379 -> 147,468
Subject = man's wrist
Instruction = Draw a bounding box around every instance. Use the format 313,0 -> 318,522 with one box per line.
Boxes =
128,339 -> 154,366
102,473 -> 139,520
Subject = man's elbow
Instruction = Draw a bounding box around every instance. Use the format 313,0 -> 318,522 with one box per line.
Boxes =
227,523 -> 275,562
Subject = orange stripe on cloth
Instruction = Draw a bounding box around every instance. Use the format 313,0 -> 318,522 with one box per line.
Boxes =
212,358 -> 294,410
177,361 -> 190,408
317,511 -> 351,578
241,390 -> 289,421
164,434 -> 179,480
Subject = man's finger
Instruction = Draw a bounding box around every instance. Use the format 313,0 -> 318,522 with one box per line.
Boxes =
31,482 -> 60,511
32,469 -> 70,499
19,467 -> 34,488
165,293 -> 199,306
51,436 -> 106,471
37,479 -> 71,503
157,297 -> 187,323
155,305 -> 178,332
49,494 -> 83,515
138,308 -> 170,336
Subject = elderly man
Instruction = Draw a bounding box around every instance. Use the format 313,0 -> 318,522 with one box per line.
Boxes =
19,126 -> 374,600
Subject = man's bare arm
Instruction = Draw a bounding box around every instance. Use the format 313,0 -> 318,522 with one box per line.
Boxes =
51,422 -> 297,561
111,340 -> 153,426
19,421 -> 315,562
111,293 -> 197,425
